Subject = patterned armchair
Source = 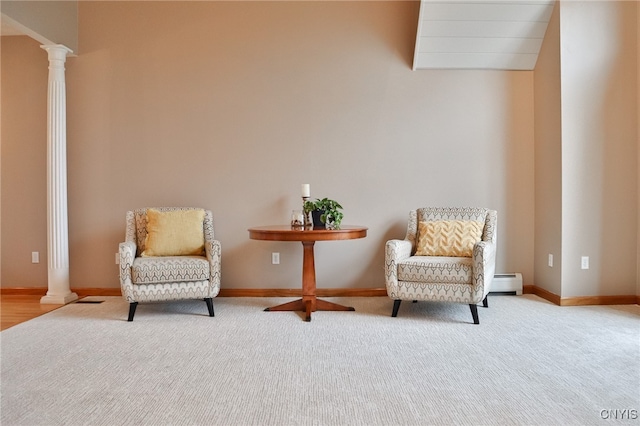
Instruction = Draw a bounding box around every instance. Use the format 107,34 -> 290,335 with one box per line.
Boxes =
119,207 -> 221,321
384,207 -> 497,324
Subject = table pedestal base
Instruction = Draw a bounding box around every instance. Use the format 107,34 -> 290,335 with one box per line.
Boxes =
264,298 -> 355,322
248,228 -> 367,322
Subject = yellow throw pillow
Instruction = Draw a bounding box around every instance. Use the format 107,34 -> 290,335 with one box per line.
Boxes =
141,209 -> 205,257
415,220 -> 484,257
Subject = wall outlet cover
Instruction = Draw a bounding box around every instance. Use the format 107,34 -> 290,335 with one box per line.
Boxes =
581,256 -> 589,269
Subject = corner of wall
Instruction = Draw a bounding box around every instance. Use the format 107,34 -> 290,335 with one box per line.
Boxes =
637,0 -> 640,297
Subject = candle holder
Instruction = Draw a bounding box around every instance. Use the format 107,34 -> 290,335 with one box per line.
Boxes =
291,210 -> 304,229
302,196 -> 313,229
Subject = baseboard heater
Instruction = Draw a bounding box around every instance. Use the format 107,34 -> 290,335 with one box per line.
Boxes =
491,273 -> 523,295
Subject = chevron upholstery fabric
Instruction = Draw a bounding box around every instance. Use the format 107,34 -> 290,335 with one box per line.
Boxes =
385,207 -> 497,307
397,255 -> 473,283
415,220 -> 484,257
132,256 -> 210,284
119,207 -> 221,305
120,281 -> 213,304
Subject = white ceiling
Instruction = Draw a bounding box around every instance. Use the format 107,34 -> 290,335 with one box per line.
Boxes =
414,0 -> 555,70
1,14 -> 26,36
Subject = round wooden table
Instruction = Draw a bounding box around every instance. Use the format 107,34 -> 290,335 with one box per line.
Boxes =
248,225 -> 368,322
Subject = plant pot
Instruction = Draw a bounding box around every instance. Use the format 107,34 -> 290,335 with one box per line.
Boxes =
311,210 -> 325,229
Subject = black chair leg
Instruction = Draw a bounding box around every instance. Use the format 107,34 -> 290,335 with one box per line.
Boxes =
482,296 -> 488,308
391,300 -> 402,317
205,298 -> 215,317
127,302 -> 138,322
469,304 -> 479,324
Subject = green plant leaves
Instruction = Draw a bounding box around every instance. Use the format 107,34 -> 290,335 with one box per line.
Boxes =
304,197 -> 344,228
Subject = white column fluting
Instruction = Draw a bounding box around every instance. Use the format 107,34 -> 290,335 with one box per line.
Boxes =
40,44 -> 78,305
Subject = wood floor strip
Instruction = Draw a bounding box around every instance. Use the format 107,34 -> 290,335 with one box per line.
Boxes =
2,286 -> 636,331
1,287 -> 388,298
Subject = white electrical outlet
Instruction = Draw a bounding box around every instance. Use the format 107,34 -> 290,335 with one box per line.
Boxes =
31,252 -> 39,263
548,254 -> 553,267
272,252 -> 280,265
581,256 -> 589,269
115,253 -> 120,265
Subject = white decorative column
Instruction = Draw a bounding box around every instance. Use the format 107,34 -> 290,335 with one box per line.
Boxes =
40,44 -> 78,305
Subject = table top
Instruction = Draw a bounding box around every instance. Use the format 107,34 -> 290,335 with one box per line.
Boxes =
248,225 -> 367,242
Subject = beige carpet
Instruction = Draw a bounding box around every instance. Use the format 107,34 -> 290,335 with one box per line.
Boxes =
1,295 -> 638,425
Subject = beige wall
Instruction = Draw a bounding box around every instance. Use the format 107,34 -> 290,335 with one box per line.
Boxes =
534,1 -> 638,299
2,1 -> 536,290
559,0 -> 637,298
1,36 -> 49,288
533,1 -> 562,296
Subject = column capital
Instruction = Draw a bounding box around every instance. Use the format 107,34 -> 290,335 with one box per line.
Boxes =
41,44 -> 73,61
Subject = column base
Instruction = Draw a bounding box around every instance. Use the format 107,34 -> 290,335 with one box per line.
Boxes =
41,292 -> 78,305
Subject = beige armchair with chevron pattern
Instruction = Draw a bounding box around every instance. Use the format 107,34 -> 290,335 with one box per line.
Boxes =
384,207 -> 497,324
118,207 -> 221,321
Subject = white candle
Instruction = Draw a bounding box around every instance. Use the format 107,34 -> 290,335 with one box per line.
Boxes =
301,184 -> 310,198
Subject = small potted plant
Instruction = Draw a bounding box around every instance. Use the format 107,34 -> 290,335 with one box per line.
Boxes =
303,198 -> 344,229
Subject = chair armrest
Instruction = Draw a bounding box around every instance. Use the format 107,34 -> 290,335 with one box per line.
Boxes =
385,239 -> 412,296
119,241 -> 137,302
386,239 -> 412,263
472,240 -> 497,299
205,239 -> 222,294
119,241 -> 136,270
